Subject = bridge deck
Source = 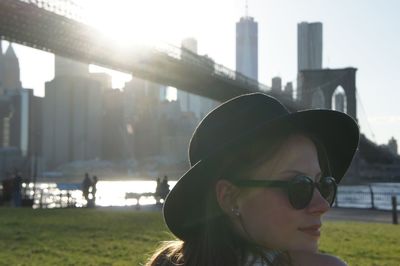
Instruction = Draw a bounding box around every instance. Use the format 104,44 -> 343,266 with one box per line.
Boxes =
0,0 -> 294,104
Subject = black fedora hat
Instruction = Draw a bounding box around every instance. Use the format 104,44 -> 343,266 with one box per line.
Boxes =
163,93 -> 359,240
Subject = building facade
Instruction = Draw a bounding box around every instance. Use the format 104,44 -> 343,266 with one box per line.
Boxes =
102,89 -> 127,160
297,22 -> 323,72
0,89 -> 42,177
42,57 -> 111,169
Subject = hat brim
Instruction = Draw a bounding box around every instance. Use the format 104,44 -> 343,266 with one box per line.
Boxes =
163,109 -> 359,240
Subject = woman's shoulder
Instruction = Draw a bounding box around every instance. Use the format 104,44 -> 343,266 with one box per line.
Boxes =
288,250 -> 347,266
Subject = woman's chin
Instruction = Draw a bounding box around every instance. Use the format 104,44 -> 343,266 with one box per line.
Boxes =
289,242 -> 319,253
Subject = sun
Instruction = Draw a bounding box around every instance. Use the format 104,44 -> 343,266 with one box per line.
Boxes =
79,0 -> 196,47
78,0 -> 206,96
77,0 -> 234,98
80,0 -> 149,45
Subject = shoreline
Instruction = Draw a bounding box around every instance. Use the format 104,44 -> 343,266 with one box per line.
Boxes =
32,177 -> 400,185
35,176 -> 180,183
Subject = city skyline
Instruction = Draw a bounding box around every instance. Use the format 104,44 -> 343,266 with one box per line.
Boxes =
1,0 -> 400,146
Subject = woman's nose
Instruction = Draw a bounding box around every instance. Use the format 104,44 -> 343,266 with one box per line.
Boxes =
307,188 -> 330,215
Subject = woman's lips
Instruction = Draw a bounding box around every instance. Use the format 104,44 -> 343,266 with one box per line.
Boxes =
298,225 -> 321,238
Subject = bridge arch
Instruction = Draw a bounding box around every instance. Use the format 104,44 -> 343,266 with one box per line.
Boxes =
331,85 -> 347,113
298,68 -> 357,120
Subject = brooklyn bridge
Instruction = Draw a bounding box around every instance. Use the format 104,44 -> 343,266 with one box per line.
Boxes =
0,0 -> 399,182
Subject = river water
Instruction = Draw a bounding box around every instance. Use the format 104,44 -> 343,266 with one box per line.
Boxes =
23,180 -> 400,210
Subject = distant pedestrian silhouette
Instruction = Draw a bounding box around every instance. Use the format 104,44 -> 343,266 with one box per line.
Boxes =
82,173 -> 91,203
155,177 -> 161,204
12,173 -> 22,207
91,175 -> 98,206
159,175 -> 170,201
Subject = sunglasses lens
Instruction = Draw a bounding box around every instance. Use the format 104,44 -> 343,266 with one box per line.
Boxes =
319,177 -> 337,205
288,176 -> 314,209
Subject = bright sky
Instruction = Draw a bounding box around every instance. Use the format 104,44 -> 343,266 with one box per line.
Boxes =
2,0 -> 400,146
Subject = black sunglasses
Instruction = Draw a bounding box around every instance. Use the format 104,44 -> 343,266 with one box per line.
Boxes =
232,175 -> 337,210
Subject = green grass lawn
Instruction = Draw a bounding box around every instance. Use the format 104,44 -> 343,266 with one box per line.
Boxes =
0,208 -> 398,265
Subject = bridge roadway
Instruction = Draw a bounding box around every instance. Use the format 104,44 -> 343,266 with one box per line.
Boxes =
0,0 -> 297,107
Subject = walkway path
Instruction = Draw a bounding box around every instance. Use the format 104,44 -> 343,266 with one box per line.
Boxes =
324,207 -> 396,224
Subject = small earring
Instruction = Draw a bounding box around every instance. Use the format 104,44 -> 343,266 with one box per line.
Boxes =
231,207 -> 241,217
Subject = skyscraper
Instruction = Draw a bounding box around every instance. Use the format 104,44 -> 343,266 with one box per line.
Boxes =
334,93 -> 346,113
1,88 -> 42,158
0,43 -> 43,176
2,44 -> 22,91
271,77 -> 282,93
388,137 -> 398,156
284,82 -> 294,99
236,16 -> 258,80
298,22 -> 323,71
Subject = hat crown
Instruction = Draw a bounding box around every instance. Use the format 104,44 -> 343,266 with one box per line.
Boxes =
189,93 -> 289,166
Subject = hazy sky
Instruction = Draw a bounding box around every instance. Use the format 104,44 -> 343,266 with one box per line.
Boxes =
2,0 -> 400,146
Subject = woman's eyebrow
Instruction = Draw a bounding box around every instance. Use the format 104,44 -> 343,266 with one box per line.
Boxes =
277,170 -> 304,179
279,170 -> 303,176
280,170 -> 322,179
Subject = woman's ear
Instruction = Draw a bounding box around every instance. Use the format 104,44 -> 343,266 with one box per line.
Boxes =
215,179 -> 240,215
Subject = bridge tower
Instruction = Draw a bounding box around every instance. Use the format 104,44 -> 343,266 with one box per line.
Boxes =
297,67 -> 357,121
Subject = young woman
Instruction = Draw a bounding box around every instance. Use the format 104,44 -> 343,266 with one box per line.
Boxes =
147,93 -> 359,266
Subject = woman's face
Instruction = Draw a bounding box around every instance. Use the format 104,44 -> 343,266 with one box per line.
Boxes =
235,134 -> 330,252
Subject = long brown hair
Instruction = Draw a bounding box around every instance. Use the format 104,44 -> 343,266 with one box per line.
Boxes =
146,131 -> 330,266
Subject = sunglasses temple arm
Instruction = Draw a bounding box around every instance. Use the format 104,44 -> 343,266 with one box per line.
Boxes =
233,180 -> 289,188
